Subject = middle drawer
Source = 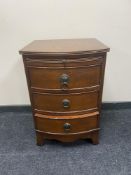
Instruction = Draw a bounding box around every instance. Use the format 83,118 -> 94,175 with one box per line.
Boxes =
32,91 -> 99,115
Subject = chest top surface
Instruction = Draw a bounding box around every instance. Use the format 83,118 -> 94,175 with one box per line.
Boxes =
19,38 -> 110,55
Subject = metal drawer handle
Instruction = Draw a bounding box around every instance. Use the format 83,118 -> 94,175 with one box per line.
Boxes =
63,123 -> 71,132
60,74 -> 70,87
62,99 -> 70,108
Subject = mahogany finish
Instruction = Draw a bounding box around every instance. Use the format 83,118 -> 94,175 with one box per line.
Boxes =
28,63 -> 101,90
35,114 -> 99,134
33,91 -> 99,114
19,38 -> 110,146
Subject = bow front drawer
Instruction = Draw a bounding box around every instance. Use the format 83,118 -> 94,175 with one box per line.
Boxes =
33,91 -> 99,115
27,63 -> 102,91
35,113 -> 99,134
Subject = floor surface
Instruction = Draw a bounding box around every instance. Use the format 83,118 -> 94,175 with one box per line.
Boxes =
0,109 -> 131,175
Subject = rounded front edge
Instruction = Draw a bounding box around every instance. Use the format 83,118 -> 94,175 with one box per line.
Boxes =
35,129 -> 99,143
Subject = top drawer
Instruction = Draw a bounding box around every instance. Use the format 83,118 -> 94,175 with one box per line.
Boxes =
25,57 -> 103,91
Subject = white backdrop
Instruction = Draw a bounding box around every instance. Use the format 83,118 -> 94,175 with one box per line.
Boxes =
0,0 -> 131,105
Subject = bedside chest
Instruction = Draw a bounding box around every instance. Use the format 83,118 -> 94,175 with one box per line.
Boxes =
19,39 -> 110,145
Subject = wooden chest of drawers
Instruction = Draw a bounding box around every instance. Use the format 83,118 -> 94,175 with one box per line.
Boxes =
19,39 -> 110,145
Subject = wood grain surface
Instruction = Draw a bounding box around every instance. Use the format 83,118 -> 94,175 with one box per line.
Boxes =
20,39 -> 110,145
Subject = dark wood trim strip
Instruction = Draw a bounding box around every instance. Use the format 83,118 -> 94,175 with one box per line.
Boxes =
32,89 -> 98,95
32,89 -> 99,96
0,105 -> 32,113
35,111 -> 99,119
20,49 -> 110,56
27,63 -> 102,69
26,56 -> 103,63
31,85 -> 100,93
35,128 -> 100,135
102,102 -> 131,110
34,108 -> 98,115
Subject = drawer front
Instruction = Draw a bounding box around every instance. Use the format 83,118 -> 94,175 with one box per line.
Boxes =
28,65 -> 101,90
25,56 -> 103,67
33,91 -> 98,114
35,114 -> 99,133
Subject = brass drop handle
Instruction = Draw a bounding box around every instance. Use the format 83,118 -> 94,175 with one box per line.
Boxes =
62,99 -> 70,108
60,74 -> 70,87
63,123 -> 71,132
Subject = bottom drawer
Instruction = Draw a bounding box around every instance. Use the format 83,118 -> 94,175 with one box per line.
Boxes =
35,113 -> 99,134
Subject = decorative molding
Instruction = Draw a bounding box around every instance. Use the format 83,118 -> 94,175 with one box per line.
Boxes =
32,89 -> 98,95
31,85 -> 100,93
20,49 -> 109,56
26,56 -> 102,63
34,107 -> 98,115
35,128 -> 100,136
27,63 -> 102,69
